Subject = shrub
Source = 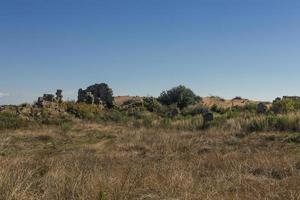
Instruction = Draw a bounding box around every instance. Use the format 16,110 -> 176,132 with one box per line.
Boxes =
244,113 -> 300,133
270,114 -> 300,132
271,99 -> 297,114
211,104 -> 227,114
231,103 -> 257,113
159,104 -> 181,118
158,85 -> 201,109
63,102 -> 103,120
247,116 -> 268,132
182,104 -> 209,116
0,112 -> 29,130
104,109 -> 126,123
143,97 -> 162,112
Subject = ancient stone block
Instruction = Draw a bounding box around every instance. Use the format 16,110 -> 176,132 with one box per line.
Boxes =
257,102 -> 267,114
77,83 -> 114,107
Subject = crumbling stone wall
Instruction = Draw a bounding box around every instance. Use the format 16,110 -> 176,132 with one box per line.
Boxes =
78,83 -> 114,108
36,89 -> 63,107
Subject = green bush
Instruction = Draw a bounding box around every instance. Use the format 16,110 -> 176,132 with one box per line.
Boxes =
182,104 -> 209,116
104,109 -> 127,123
158,85 -> 201,109
231,103 -> 257,113
63,102 -> 103,120
247,117 -> 268,132
271,99 -> 300,114
143,97 -> 162,112
211,104 -> 227,114
244,113 -> 300,133
270,114 -> 300,131
0,112 -> 29,130
159,104 -> 181,118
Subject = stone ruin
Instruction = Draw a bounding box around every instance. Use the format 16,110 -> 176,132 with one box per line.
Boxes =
202,109 -> 214,125
257,102 -> 267,114
78,83 -> 114,108
56,89 -> 63,102
36,89 -> 63,107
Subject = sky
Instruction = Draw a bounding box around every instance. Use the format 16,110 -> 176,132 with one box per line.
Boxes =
1,0 -> 300,104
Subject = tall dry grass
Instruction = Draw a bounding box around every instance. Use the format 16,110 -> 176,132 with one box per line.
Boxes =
0,122 -> 299,200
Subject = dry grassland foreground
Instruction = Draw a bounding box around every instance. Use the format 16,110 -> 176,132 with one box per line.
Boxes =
0,122 -> 299,200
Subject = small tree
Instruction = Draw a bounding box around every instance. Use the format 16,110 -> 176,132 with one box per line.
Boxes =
158,85 -> 201,109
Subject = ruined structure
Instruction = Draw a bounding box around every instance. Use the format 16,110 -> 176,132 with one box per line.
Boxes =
78,83 -> 114,108
201,111 -> 213,128
257,102 -> 267,114
56,89 -> 63,103
36,89 -> 63,107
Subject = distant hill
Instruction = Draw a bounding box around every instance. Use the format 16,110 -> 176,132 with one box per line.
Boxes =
202,97 -> 260,108
113,96 -> 144,107
114,96 -> 267,108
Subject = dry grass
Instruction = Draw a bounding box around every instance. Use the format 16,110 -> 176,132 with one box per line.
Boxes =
0,122 -> 299,200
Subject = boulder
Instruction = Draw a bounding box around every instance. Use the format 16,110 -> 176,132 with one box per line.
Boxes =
257,102 -> 267,114
203,112 -> 214,122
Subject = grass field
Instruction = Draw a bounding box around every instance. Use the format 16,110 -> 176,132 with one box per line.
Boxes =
0,120 -> 299,200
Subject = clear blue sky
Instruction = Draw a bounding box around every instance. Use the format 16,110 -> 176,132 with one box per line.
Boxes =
1,0 -> 300,104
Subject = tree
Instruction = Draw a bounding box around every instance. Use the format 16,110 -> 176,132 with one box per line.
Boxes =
158,85 -> 201,109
